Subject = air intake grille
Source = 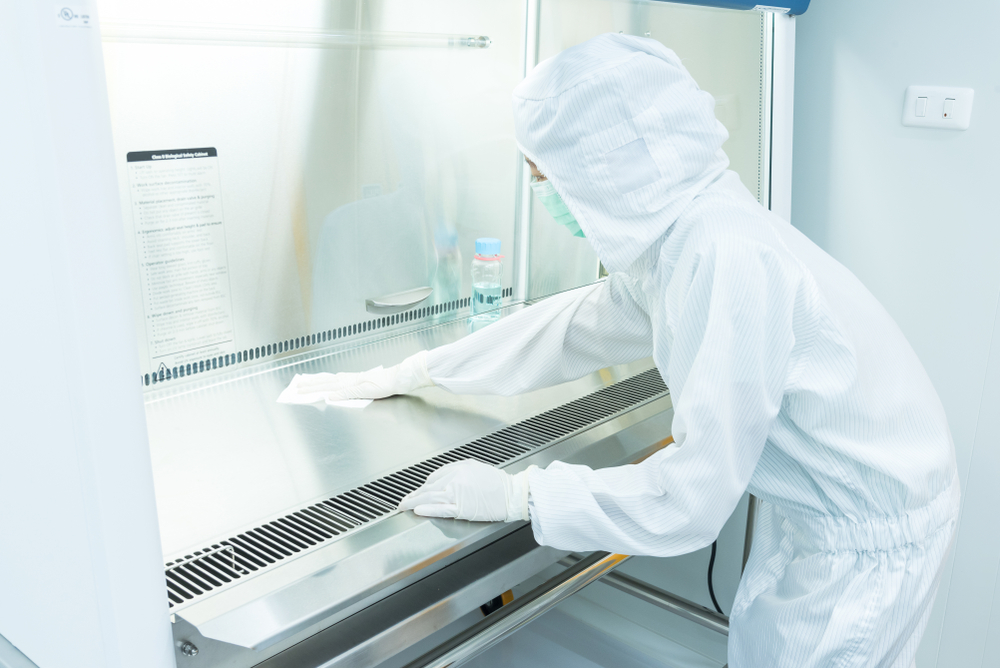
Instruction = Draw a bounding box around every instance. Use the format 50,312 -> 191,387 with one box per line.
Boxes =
163,368 -> 667,609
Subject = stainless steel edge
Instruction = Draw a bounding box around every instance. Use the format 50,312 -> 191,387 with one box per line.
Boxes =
559,556 -> 730,637
253,527 -> 567,668
403,542 -> 728,668
599,569 -> 730,637
402,552 -> 633,668
760,10 -> 774,207
512,0 -> 539,304
0,635 -> 39,668
743,494 -> 760,573
175,395 -> 674,651
179,514 -> 517,650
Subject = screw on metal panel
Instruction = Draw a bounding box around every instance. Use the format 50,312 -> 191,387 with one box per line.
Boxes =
179,641 -> 199,657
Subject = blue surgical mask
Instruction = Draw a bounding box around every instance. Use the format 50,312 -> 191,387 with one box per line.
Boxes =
530,178 -> 585,238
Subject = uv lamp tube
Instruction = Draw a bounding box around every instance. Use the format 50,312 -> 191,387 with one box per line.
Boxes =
100,22 -> 491,49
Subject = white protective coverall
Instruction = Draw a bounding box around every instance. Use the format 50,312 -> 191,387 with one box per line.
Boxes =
423,35 -> 959,667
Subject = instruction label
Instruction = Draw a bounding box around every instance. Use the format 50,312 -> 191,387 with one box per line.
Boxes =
127,148 -> 236,373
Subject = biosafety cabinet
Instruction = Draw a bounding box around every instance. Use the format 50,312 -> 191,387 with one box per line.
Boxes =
0,1 -> 802,667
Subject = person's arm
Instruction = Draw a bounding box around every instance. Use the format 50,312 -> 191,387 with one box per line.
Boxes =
428,273 -> 653,396
526,239 -> 806,556
291,274 -> 653,402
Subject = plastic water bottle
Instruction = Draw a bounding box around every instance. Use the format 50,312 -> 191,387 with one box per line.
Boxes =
471,237 -> 503,322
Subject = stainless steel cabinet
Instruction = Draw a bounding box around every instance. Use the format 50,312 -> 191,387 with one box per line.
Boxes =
0,2 -> 794,666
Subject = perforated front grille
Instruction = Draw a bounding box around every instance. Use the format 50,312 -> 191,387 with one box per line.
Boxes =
163,368 -> 667,609
142,289 -> 514,387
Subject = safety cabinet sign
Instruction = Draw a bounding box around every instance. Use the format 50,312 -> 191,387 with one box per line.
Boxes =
126,148 -> 236,377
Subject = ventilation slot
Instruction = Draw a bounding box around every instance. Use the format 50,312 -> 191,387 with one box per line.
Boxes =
165,368 -> 667,609
144,288 -> 516,387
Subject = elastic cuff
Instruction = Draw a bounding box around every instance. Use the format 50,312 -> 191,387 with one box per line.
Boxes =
507,466 -> 536,522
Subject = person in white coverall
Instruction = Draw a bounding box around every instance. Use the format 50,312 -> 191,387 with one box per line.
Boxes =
298,34 -> 959,667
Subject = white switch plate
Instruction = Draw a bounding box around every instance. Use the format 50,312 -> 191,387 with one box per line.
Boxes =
902,86 -> 974,130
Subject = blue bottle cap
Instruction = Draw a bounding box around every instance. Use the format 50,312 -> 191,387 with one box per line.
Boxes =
475,237 -> 501,256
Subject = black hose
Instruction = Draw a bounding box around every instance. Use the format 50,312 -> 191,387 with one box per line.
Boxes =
708,540 -> 724,615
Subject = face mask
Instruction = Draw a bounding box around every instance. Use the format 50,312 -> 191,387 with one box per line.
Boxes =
530,178 -> 585,238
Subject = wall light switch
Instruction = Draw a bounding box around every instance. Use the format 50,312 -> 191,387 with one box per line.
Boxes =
902,86 -> 974,130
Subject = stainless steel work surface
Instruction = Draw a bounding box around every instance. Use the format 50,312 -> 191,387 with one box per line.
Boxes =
145,304 -> 673,653
144,306 -> 654,563
174,395 -> 672,653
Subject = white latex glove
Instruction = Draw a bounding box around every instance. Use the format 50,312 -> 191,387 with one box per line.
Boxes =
398,460 -> 534,522
295,350 -> 433,401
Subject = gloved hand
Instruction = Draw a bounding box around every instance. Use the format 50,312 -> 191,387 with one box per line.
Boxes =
398,460 -> 534,522
296,350 -> 433,401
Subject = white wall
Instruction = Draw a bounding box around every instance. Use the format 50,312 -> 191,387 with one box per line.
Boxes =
791,2 -> 1000,665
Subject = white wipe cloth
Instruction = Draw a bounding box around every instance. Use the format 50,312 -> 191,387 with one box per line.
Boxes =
276,351 -> 434,408
277,373 -> 374,409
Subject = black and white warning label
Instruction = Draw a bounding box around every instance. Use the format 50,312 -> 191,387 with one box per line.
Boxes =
126,148 -> 236,372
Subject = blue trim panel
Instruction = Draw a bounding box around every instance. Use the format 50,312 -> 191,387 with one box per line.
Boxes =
649,0 -> 810,15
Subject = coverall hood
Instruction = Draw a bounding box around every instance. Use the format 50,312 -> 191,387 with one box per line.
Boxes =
512,33 -> 730,274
